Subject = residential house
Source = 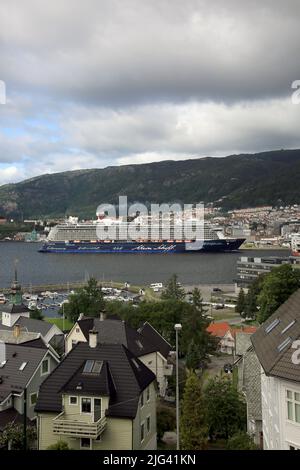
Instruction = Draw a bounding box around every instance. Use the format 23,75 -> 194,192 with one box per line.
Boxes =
234,331 -> 262,447
0,273 -> 64,354
207,322 -> 257,356
207,322 -> 235,355
0,339 -> 59,435
65,316 -> 172,396
36,330 -> 157,450
252,289 -> 300,450
0,317 -> 64,354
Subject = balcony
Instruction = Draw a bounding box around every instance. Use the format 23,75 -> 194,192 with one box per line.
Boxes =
53,413 -> 107,439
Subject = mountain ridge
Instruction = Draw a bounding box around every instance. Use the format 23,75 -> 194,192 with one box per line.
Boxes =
0,149 -> 299,218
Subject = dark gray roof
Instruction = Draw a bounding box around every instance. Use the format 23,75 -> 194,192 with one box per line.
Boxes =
62,360 -> 115,397
251,289 -> 300,382
16,317 -> 54,336
237,346 -> 262,421
1,304 -> 30,314
0,317 -> 57,337
235,332 -> 253,357
0,329 -> 40,344
0,344 -> 47,402
138,322 -> 172,358
35,342 -> 156,418
77,318 -> 158,357
0,408 -> 31,431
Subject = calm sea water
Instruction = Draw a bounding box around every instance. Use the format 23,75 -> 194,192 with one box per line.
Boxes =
0,242 -> 290,288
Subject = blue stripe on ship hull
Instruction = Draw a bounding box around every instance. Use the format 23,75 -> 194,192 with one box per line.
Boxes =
39,239 -> 245,254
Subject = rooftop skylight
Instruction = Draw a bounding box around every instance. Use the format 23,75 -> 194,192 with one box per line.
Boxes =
83,360 -> 103,374
281,320 -> 296,335
277,336 -> 292,352
265,318 -> 280,334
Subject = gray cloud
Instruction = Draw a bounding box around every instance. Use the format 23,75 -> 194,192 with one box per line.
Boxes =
0,0 -> 300,184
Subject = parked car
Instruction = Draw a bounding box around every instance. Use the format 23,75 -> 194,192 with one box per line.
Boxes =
224,363 -> 233,373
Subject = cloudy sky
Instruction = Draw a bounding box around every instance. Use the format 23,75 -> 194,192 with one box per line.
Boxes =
0,0 -> 300,184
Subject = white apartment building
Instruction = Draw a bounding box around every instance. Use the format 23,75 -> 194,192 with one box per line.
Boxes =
252,289 -> 300,450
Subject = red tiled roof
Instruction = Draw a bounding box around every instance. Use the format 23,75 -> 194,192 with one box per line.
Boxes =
206,322 -> 231,338
207,322 -> 257,338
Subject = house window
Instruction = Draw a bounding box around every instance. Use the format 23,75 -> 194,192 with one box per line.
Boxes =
72,340 -> 77,347
30,393 -> 38,406
80,438 -> 91,449
41,358 -> 49,376
94,398 -> 102,419
146,416 -> 151,433
286,390 -> 300,424
141,392 -> 144,408
81,397 -> 92,413
146,387 -> 150,402
69,396 -> 77,405
141,423 -> 145,442
76,328 -> 80,333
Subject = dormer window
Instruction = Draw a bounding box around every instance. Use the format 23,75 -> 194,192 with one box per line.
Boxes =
83,360 -> 103,374
41,358 -> 50,376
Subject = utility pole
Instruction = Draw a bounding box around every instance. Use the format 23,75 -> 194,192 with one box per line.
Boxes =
174,323 -> 182,451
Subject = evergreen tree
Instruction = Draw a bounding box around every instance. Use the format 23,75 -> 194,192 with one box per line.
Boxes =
181,288 -> 217,361
243,289 -> 257,319
161,274 -> 185,301
235,288 -> 245,315
185,339 -> 201,371
180,372 -> 208,450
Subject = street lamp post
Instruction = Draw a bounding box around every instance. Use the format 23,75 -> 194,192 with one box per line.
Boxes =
174,323 -> 182,451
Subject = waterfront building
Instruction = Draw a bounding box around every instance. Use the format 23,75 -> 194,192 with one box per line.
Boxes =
236,256 -> 300,288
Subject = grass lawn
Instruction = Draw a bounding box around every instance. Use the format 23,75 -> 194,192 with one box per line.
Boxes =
144,287 -> 161,302
45,317 -> 74,331
211,308 -> 240,321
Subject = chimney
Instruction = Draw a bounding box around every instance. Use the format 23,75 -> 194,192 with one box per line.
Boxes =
13,324 -> 20,339
78,313 -> 84,321
0,341 -> 6,364
89,328 -> 98,348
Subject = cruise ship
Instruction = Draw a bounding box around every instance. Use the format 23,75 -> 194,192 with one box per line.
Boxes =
39,215 -> 245,254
